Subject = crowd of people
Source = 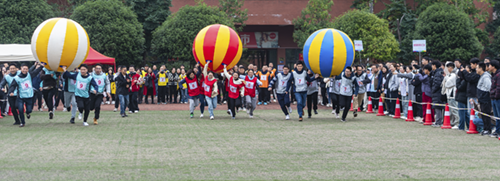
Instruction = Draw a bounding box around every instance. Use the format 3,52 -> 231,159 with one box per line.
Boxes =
1,57 -> 499,140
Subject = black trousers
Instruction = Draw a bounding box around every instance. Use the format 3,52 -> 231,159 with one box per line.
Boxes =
42,88 -> 56,112
129,91 -> 139,111
414,93 -> 423,118
480,102 -> 493,131
228,97 -> 239,118
388,90 -> 398,115
55,90 -> 64,108
114,94 -> 120,108
330,93 -> 340,114
169,85 -> 178,103
321,87 -> 328,105
367,92 -> 380,110
8,96 -> 20,123
33,90 -> 43,110
258,88 -> 269,102
307,92 -> 318,116
76,96 -> 90,122
158,86 -> 167,103
145,87 -> 154,104
90,94 -> 103,119
339,95 -> 352,120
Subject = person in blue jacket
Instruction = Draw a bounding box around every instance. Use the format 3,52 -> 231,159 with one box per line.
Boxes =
62,64 -> 98,126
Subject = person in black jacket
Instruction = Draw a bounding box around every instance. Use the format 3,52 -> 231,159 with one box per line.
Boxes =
115,66 -> 131,117
40,68 -> 58,119
463,58 -> 481,116
456,67 -> 469,131
411,65 -> 423,120
430,61 -> 445,127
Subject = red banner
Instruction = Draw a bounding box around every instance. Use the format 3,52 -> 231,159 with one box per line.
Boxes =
239,32 -> 258,48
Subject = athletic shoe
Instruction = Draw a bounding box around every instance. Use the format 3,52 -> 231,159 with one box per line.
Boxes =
39,108 -> 43,112
13,122 -> 20,125
49,112 -> 53,119
431,124 -> 441,128
223,101 -> 227,104
299,117 -> 303,122
231,117 -> 235,120
341,119 -> 346,122
94,118 -> 98,125
273,99 -> 277,102
70,118 -> 75,124
246,109 -> 250,114
210,116 -> 214,120
314,110 -> 318,115
121,114 -> 126,118
112,101 -> 115,104
134,110 -> 139,113
200,114 -> 204,118
106,101 -> 110,104
285,115 -> 290,120
249,115 -> 253,118
481,130 -> 491,136
258,102 -> 262,105
190,113 -> 194,118
452,125 -> 459,130
228,110 -> 233,117
78,113 -> 82,120
19,124 -> 24,127
243,107 -> 246,111
83,122 -> 89,126
67,107 -> 71,112
308,115 -> 311,118
490,132 -> 499,138
353,111 -> 358,118
288,107 -> 292,113
331,110 -> 336,114
63,108 -> 67,112
129,111 -> 133,114
264,102 -> 268,105
227,110 -> 231,115
293,101 -> 297,105
113,108 -> 117,112
401,116 -> 407,120
238,107 -> 242,111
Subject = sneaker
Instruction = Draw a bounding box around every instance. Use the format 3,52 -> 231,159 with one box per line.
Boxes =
353,111 -> 358,118
228,110 -> 233,117
49,112 -> 53,119
129,111 -> 133,114
70,118 -> 75,124
94,118 -> 98,125
19,124 -> 24,127
285,115 -> 290,120
246,109 -> 250,114
293,101 -> 297,105
341,119 -> 346,122
134,110 -> 139,113
112,101 -> 115,104
39,108 -> 43,112
243,107 -> 247,111
481,130 -> 491,136
431,124 -> 442,128
190,113 -> 194,118
27,113 -> 31,119
331,110 -> 336,114
288,107 -> 292,113
308,115 -> 311,118
63,108 -> 67,112
78,114 -> 82,120
238,107 -> 242,111
231,117 -> 235,120
490,132 -> 499,138
113,108 -> 117,112
384,111 -> 389,115
299,117 -> 303,122
223,101 -> 227,104
314,110 -> 318,115
249,115 -> 253,118
13,122 -> 20,125
258,102 -> 262,105
200,114 -> 204,118
264,102 -> 268,105
452,125 -> 459,130
83,122 -> 89,126
106,101 -> 110,104
335,113 -> 339,119
273,99 -> 277,102
210,116 -> 214,120
121,114 -> 126,118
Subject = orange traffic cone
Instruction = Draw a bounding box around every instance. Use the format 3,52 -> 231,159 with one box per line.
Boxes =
393,98 -> 401,119
366,97 -> 374,113
467,109 -> 479,134
8,107 -> 13,116
441,104 -> 452,129
376,97 -> 385,116
349,99 -> 354,111
423,103 -> 433,125
406,100 -> 415,122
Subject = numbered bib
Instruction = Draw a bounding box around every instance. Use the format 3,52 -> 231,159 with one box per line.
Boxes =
160,77 -> 166,82
280,80 -> 286,86
260,75 -> 267,81
296,78 -> 305,85
336,82 -> 341,89
230,85 -> 237,93
188,82 -> 198,90
22,80 -> 31,90
246,82 -> 254,89
77,82 -> 87,90
71,79 -> 77,85
96,78 -> 104,86
309,82 -> 316,88
204,84 -> 210,92
341,85 -> 351,93
357,81 -> 363,86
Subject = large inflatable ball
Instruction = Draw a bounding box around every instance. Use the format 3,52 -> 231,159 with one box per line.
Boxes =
31,18 -> 90,72
303,28 -> 355,77
192,24 -> 242,73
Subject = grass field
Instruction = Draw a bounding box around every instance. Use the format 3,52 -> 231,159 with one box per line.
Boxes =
1,109 -> 500,180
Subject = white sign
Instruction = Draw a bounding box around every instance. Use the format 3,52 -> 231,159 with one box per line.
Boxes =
413,40 -> 426,52
354,40 -> 363,51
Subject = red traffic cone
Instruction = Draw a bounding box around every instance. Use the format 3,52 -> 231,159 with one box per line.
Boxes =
8,107 -> 13,116
349,99 -> 354,111
423,103 -> 433,125
366,97 -> 374,113
467,109 -> 479,134
393,98 -> 401,119
376,97 -> 385,116
406,100 -> 415,122
441,104 -> 452,129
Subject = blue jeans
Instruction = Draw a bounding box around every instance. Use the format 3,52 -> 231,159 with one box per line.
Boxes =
198,94 -> 205,114
17,97 -> 33,124
467,97 -> 478,117
118,94 -> 129,115
492,99 -> 500,133
473,117 -> 483,133
205,96 -> 217,117
457,102 -> 469,130
402,95 -> 409,117
294,92 -> 307,118
181,89 -> 188,103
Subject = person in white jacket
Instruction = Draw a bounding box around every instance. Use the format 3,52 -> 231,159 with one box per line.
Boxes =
398,66 -> 409,119
442,62 -> 459,128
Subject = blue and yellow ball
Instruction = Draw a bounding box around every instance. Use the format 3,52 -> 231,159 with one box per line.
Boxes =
303,29 -> 355,77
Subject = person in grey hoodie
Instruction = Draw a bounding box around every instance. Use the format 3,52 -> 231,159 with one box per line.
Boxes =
286,61 -> 315,122
385,64 -> 399,117
476,62 -> 493,135
269,65 -> 293,120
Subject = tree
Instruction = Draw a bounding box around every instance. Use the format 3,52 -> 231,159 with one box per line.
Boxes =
486,0 -> 500,33
351,0 -> 375,13
151,2 -> 234,62
292,0 -> 334,48
414,3 -> 482,62
489,28 -> 500,57
70,0 -> 145,66
332,10 -> 400,62
0,0 -> 54,44
218,0 -> 248,32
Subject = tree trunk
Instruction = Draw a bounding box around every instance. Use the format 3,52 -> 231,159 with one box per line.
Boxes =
369,0 -> 374,13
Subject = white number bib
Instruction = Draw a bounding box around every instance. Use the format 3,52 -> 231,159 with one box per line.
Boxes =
296,78 -> 304,85
230,85 -> 237,93
280,80 -> 286,86
341,85 -> 351,93
96,78 -> 104,86
246,82 -> 254,89
188,82 -> 198,89
357,81 -> 363,86
77,82 -> 87,90
160,77 -> 166,82
22,80 -> 31,90
260,75 -> 267,81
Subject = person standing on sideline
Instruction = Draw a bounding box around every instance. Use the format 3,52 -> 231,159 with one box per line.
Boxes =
397,66 -> 409,119
335,67 -> 359,122
476,62 -> 493,135
442,63 -> 458,128
366,65 -> 380,111
202,61 -> 219,120
489,60 -> 500,138
353,65 -> 370,113
128,66 -> 141,113
40,67 -> 58,119
464,58 -> 481,117
222,65 -> 245,119
157,66 -> 168,104
0,63 -> 21,125
415,65 -> 433,123
410,65 -> 422,121
143,68 -> 156,104
7,62 -> 44,127
455,68 -> 469,130
383,65 -> 399,117
286,61 -> 315,122
168,68 -> 179,103
269,65 -> 292,120
245,69 -> 262,118
430,61 -> 445,127
306,70 -> 320,118
89,64 -> 110,125
62,65 -> 98,126
178,66 -> 203,118
115,66 -> 131,117
257,65 -> 271,105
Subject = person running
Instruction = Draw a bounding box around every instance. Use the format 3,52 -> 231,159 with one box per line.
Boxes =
306,70 -> 320,118
244,69 -> 262,118
62,65 -> 98,126
89,64 -> 111,125
269,65 -> 293,120
222,64 -> 245,119
256,65 -> 271,105
286,61 -> 315,122
202,61 -> 219,120
335,67 -> 359,122
0,63 -> 21,125
62,67 -> 78,124
40,67 -> 58,119
7,62 -> 44,127
178,65 -> 203,118
324,76 -> 341,118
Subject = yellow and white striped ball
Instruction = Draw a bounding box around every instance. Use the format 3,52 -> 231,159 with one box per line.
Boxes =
31,18 -> 90,72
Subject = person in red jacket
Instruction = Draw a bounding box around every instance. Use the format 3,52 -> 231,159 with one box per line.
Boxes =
128,66 -> 141,113
179,65 -> 203,118
143,68 -> 156,104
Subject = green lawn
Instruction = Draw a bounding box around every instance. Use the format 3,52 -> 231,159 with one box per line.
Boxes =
1,110 -> 500,180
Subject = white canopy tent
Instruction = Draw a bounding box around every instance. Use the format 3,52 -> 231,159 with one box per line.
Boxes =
0,44 -> 36,62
